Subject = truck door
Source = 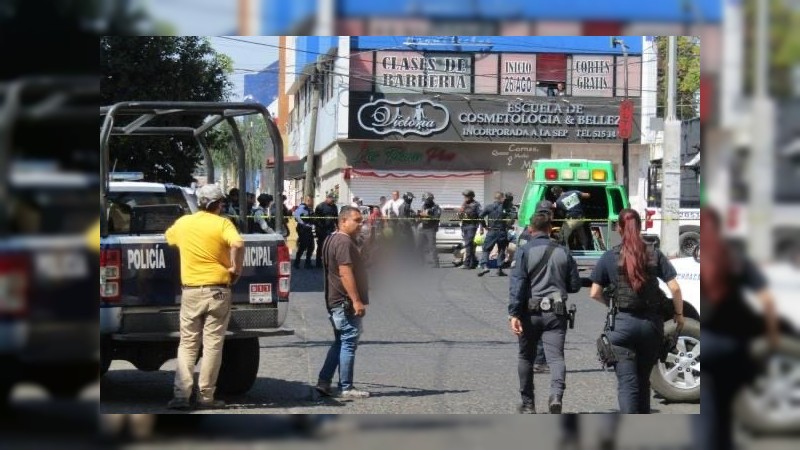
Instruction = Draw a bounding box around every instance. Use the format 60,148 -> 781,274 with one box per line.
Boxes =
606,186 -> 627,248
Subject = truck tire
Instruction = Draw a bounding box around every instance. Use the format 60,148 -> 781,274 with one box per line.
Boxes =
734,338 -> 800,435
650,318 -> 701,403
39,363 -> 99,399
679,229 -> 700,257
216,337 -> 260,396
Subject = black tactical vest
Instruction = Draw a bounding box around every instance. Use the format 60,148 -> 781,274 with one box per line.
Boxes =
461,201 -> 480,227
613,244 -> 664,311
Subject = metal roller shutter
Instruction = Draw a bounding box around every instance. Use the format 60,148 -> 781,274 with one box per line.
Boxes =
350,170 -> 487,208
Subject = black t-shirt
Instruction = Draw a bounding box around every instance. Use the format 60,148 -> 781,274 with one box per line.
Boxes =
323,232 -> 369,310
700,253 -> 768,336
590,247 -> 677,286
556,191 -> 586,218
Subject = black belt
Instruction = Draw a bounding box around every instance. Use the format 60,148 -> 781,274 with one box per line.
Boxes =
182,284 -> 230,290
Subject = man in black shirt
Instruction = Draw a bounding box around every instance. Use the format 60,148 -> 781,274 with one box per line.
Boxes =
315,206 -> 370,399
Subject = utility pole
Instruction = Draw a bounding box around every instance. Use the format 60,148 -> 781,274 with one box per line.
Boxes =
749,0 -> 775,262
661,36 -> 682,257
303,62 -> 322,199
612,37 -> 631,192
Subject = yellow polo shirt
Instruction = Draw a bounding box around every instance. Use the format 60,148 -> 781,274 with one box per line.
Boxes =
165,211 -> 243,286
88,220 -> 100,253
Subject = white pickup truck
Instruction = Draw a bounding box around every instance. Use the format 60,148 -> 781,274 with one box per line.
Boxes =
642,207 -> 700,257
651,246 -> 800,434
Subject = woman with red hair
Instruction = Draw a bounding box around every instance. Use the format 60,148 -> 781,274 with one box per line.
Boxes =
589,208 -> 685,413
693,207 -> 779,450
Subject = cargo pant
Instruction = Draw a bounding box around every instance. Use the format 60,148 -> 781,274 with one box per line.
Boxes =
174,286 -> 232,403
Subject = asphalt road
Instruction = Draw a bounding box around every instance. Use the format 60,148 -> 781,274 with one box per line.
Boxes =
100,254 -> 700,415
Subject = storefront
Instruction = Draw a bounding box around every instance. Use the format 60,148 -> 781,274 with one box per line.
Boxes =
316,47 -> 650,207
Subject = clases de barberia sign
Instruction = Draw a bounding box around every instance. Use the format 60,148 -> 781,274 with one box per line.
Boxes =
354,51 -> 641,97
348,93 -> 640,144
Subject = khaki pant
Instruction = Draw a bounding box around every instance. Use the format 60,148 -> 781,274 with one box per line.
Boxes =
173,286 -> 232,402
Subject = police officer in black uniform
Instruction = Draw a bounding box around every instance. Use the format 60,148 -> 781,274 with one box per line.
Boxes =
589,208 -> 684,414
417,192 -> 441,268
395,192 -> 417,259
477,191 -> 512,277
314,193 -> 339,268
458,190 -> 481,270
509,212 -> 581,414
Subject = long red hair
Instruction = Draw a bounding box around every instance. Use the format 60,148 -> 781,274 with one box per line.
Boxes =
700,207 -> 731,304
618,209 -> 649,292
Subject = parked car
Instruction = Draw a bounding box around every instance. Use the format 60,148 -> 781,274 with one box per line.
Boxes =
435,206 -> 463,252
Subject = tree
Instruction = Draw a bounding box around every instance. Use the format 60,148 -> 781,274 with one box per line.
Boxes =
743,0 -> 800,98
100,37 -> 232,184
655,36 -> 700,120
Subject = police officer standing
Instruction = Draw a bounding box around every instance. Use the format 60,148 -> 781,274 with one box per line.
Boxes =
314,193 -> 339,268
589,208 -> 684,414
293,196 -> 315,269
458,189 -> 481,270
477,192 -> 512,277
417,192 -> 442,268
249,193 -> 274,234
509,212 -> 581,414
396,192 -> 417,258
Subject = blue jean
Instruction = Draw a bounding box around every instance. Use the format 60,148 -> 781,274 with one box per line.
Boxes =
480,230 -> 508,268
318,306 -> 363,391
607,312 -> 663,413
691,330 -> 753,450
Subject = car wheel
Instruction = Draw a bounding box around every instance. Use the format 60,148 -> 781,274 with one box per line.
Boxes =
735,340 -> 800,435
216,337 -> 260,396
650,318 -> 701,402
679,230 -> 700,258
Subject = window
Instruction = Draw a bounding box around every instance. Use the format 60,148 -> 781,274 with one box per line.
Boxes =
608,187 -> 624,216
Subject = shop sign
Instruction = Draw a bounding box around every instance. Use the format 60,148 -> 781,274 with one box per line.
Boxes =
357,98 -> 450,136
376,51 -> 473,94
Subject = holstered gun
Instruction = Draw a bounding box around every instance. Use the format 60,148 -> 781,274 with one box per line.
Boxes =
567,304 -> 577,329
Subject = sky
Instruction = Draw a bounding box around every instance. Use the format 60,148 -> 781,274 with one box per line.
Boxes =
207,37 -> 280,101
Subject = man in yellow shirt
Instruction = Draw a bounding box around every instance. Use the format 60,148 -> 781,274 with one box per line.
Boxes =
164,184 -> 244,410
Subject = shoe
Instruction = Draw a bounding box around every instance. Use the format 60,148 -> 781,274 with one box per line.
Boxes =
314,381 -> 333,397
452,260 -> 463,267
339,388 -> 370,399
460,265 -> 474,270
477,268 -> 490,277
293,261 -> 300,269
599,438 -> 616,450
517,403 -> 536,414
549,395 -> 562,414
496,269 -> 507,277
533,364 -> 550,374
167,397 -> 191,411
196,399 -> 226,410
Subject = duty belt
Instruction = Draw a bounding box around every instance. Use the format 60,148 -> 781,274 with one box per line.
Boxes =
182,284 -> 230,290
529,296 -> 558,312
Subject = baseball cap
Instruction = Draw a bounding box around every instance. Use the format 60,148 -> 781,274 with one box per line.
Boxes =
535,200 -> 554,214
197,184 -> 225,207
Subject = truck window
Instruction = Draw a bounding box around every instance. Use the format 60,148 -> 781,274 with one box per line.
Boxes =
10,187 -> 98,235
608,187 -> 624,217
107,191 -> 191,235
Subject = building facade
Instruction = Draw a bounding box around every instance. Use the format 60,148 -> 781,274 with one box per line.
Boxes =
282,36 -> 658,210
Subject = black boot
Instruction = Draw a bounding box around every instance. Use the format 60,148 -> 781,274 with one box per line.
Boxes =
517,403 -> 536,414
293,257 -> 300,269
549,394 -> 563,414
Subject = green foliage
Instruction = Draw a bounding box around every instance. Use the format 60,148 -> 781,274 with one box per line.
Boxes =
743,0 -> 800,97
100,37 -> 232,185
655,36 -> 701,119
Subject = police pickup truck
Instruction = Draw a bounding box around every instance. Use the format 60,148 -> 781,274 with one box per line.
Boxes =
99,102 -> 292,396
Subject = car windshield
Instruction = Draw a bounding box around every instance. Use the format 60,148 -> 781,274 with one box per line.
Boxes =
106,188 -> 191,234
